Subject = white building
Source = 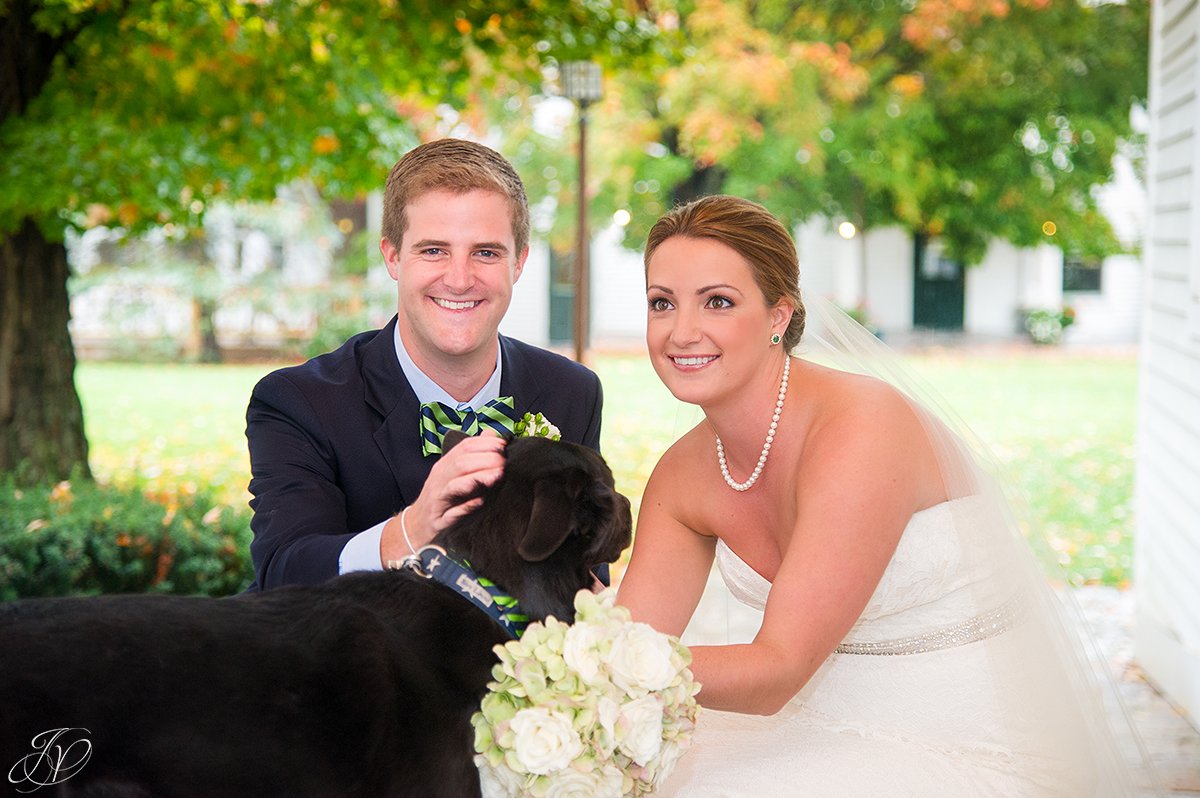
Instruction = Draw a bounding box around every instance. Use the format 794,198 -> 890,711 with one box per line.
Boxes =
1134,0 -> 1200,725
526,153 -> 1145,350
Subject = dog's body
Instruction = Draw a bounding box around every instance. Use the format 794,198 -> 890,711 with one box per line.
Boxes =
0,436 -> 631,798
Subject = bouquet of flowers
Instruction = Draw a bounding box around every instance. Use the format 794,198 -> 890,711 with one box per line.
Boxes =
514,412 -> 561,441
472,589 -> 701,798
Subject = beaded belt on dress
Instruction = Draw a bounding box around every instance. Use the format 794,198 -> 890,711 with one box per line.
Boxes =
834,595 -> 1024,656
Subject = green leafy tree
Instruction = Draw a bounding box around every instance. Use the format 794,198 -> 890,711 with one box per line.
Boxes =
528,0 -> 827,247
0,0 -> 659,484
560,0 -> 1148,272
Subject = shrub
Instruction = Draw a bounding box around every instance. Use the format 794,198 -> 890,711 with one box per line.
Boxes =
839,303 -> 883,338
304,311 -> 375,359
1023,306 -> 1076,345
0,478 -> 253,600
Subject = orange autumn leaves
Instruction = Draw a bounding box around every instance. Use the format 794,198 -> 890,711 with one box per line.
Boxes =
902,0 -> 1052,49
659,0 -> 1030,167
664,0 -> 834,167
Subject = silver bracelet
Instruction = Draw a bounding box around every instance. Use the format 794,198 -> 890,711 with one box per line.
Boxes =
399,506 -> 417,555
384,507 -> 418,571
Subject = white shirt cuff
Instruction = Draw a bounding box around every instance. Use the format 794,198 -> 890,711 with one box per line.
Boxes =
338,519 -> 389,574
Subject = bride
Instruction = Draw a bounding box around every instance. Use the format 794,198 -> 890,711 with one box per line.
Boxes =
616,195 -> 1140,796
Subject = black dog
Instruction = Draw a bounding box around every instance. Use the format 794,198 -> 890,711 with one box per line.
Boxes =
0,435 -> 632,798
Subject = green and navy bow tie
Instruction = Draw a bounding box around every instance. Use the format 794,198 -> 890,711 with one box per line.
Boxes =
420,396 -> 517,456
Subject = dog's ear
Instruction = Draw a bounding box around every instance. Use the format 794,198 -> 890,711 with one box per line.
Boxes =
442,429 -> 470,452
517,478 -> 578,562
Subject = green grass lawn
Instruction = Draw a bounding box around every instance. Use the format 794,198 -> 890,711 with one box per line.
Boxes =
76,347 -> 1137,587
77,362 -> 272,504
903,349 -> 1137,587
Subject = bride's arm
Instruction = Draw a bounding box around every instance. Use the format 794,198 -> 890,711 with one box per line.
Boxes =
691,383 -> 946,715
617,452 -> 716,637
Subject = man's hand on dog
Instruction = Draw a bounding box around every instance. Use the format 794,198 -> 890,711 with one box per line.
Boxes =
380,431 -> 508,564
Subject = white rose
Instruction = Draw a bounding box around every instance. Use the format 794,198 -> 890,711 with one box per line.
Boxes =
475,759 -> 527,798
562,622 -> 604,684
508,708 -> 584,775
604,622 -> 678,694
616,694 -> 665,766
541,765 -> 624,798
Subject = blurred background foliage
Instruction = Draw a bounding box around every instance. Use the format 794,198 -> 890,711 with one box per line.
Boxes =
0,477 -> 252,599
511,0 -> 1148,265
2,0 -> 666,238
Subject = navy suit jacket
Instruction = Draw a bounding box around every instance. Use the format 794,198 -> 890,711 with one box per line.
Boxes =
244,317 -> 603,591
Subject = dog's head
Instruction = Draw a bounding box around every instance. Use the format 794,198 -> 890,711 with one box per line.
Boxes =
435,433 -> 632,626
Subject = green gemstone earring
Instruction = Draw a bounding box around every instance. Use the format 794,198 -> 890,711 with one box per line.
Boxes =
770,333 -> 782,346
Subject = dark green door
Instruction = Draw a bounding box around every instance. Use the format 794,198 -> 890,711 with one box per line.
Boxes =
912,234 -> 964,331
548,246 -> 574,344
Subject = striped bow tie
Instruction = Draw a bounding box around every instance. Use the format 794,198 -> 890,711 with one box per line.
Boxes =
419,397 -> 517,456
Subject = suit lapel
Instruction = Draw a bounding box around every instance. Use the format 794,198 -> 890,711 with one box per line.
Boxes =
499,335 -> 543,420
361,317 -> 432,506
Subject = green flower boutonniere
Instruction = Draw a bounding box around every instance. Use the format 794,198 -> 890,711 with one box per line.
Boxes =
513,412 -> 561,441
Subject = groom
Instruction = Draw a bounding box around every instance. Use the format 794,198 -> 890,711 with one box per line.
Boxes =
244,138 -> 603,591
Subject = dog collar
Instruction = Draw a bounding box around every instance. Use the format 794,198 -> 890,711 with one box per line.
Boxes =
403,546 -> 529,639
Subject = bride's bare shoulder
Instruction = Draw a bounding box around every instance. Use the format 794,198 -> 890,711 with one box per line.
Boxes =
640,423 -> 718,533
794,358 -> 947,503
652,421 -> 709,477
796,359 -> 925,436
643,423 -> 714,503
797,357 -> 901,398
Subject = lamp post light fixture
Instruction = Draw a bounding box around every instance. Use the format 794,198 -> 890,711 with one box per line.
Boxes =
561,60 -> 603,364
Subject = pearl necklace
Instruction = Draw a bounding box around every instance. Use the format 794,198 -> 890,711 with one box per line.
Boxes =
715,357 -> 790,492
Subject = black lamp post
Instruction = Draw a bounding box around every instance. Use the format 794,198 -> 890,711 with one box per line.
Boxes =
561,61 -> 603,364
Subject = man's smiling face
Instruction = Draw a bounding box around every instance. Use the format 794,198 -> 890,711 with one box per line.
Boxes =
382,188 -> 527,381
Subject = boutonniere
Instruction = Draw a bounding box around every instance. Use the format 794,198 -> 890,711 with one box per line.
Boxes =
513,412 -> 561,441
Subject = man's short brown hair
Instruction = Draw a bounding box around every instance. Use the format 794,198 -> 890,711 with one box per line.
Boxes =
381,139 -> 531,254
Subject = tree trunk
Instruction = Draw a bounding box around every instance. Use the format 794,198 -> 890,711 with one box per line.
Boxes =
852,183 -> 869,312
195,295 -> 223,364
1,3 -> 89,484
0,220 -> 92,483
183,241 -> 223,364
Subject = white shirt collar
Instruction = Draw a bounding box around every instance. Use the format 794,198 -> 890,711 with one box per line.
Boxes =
393,323 -> 503,409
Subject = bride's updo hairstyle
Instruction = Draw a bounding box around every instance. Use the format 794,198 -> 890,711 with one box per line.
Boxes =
644,195 -> 806,350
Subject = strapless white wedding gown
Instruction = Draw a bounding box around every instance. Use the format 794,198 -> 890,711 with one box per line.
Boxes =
662,497 -> 1111,797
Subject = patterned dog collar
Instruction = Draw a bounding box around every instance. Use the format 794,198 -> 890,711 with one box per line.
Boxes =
403,546 -> 529,639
